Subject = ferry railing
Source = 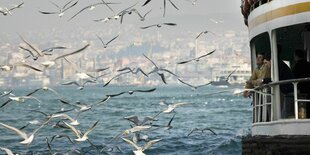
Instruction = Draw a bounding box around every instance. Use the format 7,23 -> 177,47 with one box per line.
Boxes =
252,78 -> 310,123
252,86 -> 272,123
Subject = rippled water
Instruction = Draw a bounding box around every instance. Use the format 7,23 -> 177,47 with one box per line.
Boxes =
0,85 -> 251,155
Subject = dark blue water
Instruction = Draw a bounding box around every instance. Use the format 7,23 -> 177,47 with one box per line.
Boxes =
0,85 -> 251,155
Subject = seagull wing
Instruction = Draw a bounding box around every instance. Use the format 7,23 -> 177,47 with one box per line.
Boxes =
195,31 -> 204,39
140,24 -> 157,29
178,78 -> 195,88
133,88 -> 156,93
135,67 -> 149,77
143,139 -> 161,150
17,63 -> 42,72
117,67 -> 132,72
161,68 -> 178,77
163,23 -> 177,26
168,0 -> 179,10
157,72 -> 167,84
0,122 -> 28,140
121,137 -> 140,150
62,81 -> 81,87
54,44 -> 89,61
197,49 -> 216,59
143,54 -> 158,68
82,120 -> 99,137
142,0 -> 152,6
177,58 -> 195,64
38,10 -> 59,14
9,2 -> 24,11
124,115 -> 140,125
106,35 -> 119,45
63,121 -> 81,138
63,0 -> 78,12
68,2 -> 108,21
19,35 -> 44,56
0,147 -> 14,155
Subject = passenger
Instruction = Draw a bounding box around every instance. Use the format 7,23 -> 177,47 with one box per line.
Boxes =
243,52 -> 267,98
292,49 -> 310,117
292,49 -> 310,96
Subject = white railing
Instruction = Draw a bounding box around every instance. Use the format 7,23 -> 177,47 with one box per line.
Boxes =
252,78 -> 310,123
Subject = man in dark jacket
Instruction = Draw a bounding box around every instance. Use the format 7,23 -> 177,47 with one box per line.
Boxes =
292,49 -> 310,117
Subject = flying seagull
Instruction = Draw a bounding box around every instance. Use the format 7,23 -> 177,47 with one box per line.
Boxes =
0,2 -> 24,16
143,53 -> 178,84
117,67 -> 148,77
177,49 -> 216,64
41,44 -> 89,68
39,0 -> 78,17
178,78 -> 213,90
68,2 -> 119,21
140,22 -> 176,29
97,35 -> 119,48
122,137 -> 161,155
187,127 -> 217,136
195,30 -> 216,39
0,118 -> 51,145
106,88 -> 156,97
63,120 -> 99,142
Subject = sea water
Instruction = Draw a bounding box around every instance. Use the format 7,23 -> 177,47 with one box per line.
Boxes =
0,85 -> 251,155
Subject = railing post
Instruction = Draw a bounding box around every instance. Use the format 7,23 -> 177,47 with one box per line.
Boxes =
293,82 -> 298,119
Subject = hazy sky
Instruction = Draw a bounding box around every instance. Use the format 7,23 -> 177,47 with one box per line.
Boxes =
0,0 -> 245,34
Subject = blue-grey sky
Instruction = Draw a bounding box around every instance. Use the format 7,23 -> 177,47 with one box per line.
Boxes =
0,0 -> 245,34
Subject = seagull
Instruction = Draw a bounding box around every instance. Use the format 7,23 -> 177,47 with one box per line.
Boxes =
103,71 -> 131,87
39,0 -> 78,17
151,113 -> 176,130
0,147 -> 16,155
0,119 -> 51,145
68,2 -> 119,21
0,88 -> 42,108
50,134 -> 75,144
143,54 -> 178,84
117,67 -> 148,77
162,102 -> 190,113
41,44 -> 89,68
224,68 -> 237,82
177,49 -> 216,64
28,109 -> 79,125
140,23 -> 177,29
63,120 -> 99,142
20,45 -> 67,60
123,125 -> 152,136
195,30 -> 216,40
187,127 -> 217,136
61,79 -> 96,90
0,2 -> 24,16
122,137 -> 161,155
178,78 -> 212,90
134,9 -> 152,21
124,115 -> 158,126
58,96 -> 110,112
106,88 -> 156,97
96,35 -> 119,48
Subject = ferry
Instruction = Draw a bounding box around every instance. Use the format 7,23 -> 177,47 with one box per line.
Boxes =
241,0 -> 310,154
211,62 -> 251,86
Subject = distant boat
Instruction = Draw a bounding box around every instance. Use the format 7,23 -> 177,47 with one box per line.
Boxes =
211,76 -> 230,86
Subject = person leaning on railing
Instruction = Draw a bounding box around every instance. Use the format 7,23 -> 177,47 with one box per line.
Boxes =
243,52 -> 270,98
